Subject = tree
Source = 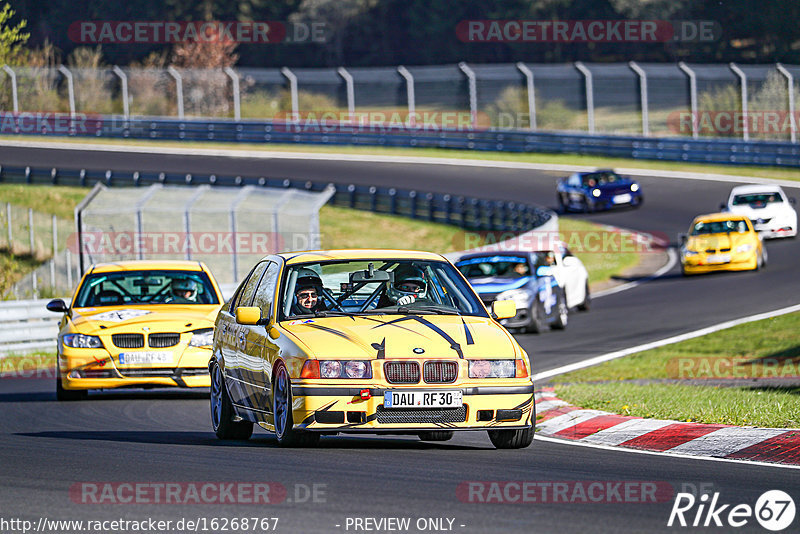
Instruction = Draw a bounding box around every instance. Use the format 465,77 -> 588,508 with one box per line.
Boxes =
0,3 -> 29,65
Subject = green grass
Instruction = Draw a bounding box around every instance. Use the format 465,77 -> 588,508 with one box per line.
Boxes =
6,135 -> 800,182
555,382 -> 800,428
0,184 -> 87,220
552,311 -> 800,428
557,218 -> 641,286
553,312 -> 800,383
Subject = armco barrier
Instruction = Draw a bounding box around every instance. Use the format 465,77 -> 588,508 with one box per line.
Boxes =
0,165 -> 550,233
0,299 -> 59,355
7,115 -> 800,167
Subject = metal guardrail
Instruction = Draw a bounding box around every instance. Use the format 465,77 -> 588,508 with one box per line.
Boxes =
0,299 -> 59,354
0,164 -> 551,233
8,115 -> 800,167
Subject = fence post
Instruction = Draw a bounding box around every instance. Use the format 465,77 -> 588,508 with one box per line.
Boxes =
167,67 -> 185,119
2,65 -> 18,112
397,66 -> 416,127
729,63 -> 749,141
628,61 -> 649,136
776,64 -> 797,143
57,65 -> 76,121
112,66 -> 129,118
516,62 -> 536,130
458,62 -> 478,128
679,62 -> 699,139
229,186 -> 253,282
224,67 -> 241,121
66,248 -> 73,289
337,67 -> 355,123
51,215 -> 57,288
281,67 -> 299,122
574,62 -> 595,134
184,185 -> 209,260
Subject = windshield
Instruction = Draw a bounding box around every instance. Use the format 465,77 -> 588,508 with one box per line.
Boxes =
456,255 -> 530,278
74,270 -> 219,307
690,220 -> 749,236
581,171 -> 621,187
280,259 -> 488,319
732,193 -> 782,206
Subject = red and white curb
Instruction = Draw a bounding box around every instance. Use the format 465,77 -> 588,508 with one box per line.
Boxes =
535,389 -> 800,467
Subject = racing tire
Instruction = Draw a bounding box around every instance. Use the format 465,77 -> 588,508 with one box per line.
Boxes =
525,303 -> 545,334
557,194 -> 568,213
577,281 -> 591,311
582,196 -> 594,213
273,363 -> 319,448
56,363 -> 87,401
488,427 -> 534,449
551,293 -> 568,330
418,431 -> 454,442
210,361 -> 253,440
755,248 -> 767,271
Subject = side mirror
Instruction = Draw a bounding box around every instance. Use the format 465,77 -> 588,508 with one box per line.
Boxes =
236,306 -> 262,325
46,299 -> 68,313
719,203 -> 727,211
562,256 -> 578,267
492,300 -> 517,320
678,233 -> 687,244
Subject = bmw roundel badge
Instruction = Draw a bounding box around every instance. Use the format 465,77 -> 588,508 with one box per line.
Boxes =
413,348 -> 425,354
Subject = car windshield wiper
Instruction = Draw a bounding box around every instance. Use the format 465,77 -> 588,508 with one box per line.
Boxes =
395,305 -> 460,315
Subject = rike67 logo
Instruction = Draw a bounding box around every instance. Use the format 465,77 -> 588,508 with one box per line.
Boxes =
668,490 -> 796,531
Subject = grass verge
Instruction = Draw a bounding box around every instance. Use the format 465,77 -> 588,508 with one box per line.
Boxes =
4,135 -> 800,182
552,311 -> 800,428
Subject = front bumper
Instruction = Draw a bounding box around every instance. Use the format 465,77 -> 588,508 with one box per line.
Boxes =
279,382 -> 535,433
681,252 -> 757,274
59,345 -> 211,390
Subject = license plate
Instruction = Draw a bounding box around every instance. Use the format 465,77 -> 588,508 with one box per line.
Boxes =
383,390 -> 463,409
706,254 -> 731,264
613,193 -> 632,204
118,351 -> 173,365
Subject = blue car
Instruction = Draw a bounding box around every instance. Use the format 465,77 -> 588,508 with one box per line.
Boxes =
557,170 -> 643,212
455,252 -> 567,334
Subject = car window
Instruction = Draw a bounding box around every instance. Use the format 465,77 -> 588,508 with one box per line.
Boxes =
567,174 -> 581,187
73,270 -> 219,307
691,220 -> 749,235
252,262 -> 280,319
236,261 -> 269,309
732,193 -> 783,206
456,255 -> 530,278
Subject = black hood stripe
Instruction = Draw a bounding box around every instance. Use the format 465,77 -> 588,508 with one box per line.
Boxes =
377,316 -> 464,359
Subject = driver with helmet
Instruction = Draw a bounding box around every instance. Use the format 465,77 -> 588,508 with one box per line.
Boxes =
377,265 -> 430,308
166,278 -> 198,303
290,268 -> 328,315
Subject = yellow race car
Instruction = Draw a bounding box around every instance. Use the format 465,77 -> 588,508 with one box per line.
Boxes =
47,260 -> 224,400
680,213 -> 766,275
210,250 -> 535,449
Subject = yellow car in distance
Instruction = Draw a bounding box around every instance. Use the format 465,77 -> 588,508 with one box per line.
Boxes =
47,260 -> 224,400
210,250 -> 534,449
680,213 -> 766,275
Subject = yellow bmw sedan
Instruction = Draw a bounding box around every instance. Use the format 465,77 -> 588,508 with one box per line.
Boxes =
680,213 -> 766,275
210,250 -> 534,448
47,260 -> 224,400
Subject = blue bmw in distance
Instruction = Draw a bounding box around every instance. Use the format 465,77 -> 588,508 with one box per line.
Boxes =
557,170 -> 643,212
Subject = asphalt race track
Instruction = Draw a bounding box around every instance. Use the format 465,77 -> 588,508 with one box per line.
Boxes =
1,144 -> 799,533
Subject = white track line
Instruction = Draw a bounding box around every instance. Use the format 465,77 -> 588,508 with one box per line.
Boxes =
534,434 -> 800,471
3,138 -> 800,188
533,303 -> 800,381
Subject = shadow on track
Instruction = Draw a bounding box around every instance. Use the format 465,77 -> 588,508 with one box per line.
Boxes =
16,431 -> 489,450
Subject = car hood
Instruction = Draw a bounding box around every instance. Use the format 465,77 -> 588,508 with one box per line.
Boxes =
687,233 -> 752,251
280,314 -> 518,360
467,276 -> 530,294
70,305 -> 220,334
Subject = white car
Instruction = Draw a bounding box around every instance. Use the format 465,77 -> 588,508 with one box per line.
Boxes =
723,185 -> 797,239
539,242 -> 591,311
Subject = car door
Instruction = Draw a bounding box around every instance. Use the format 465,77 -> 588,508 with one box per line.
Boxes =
226,261 -> 269,407
250,260 -> 282,417
558,244 -> 586,308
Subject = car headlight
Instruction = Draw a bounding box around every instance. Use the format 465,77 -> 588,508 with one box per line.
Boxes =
736,244 -> 753,253
682,248 -> 699,257
630,183 -> 639,192
62,333 -> 103,349
469,359 -> 517,378
188,328 -> 213,347
300,360 -> 372,379
592,189 -> 601,197
496,289 -> 531,309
